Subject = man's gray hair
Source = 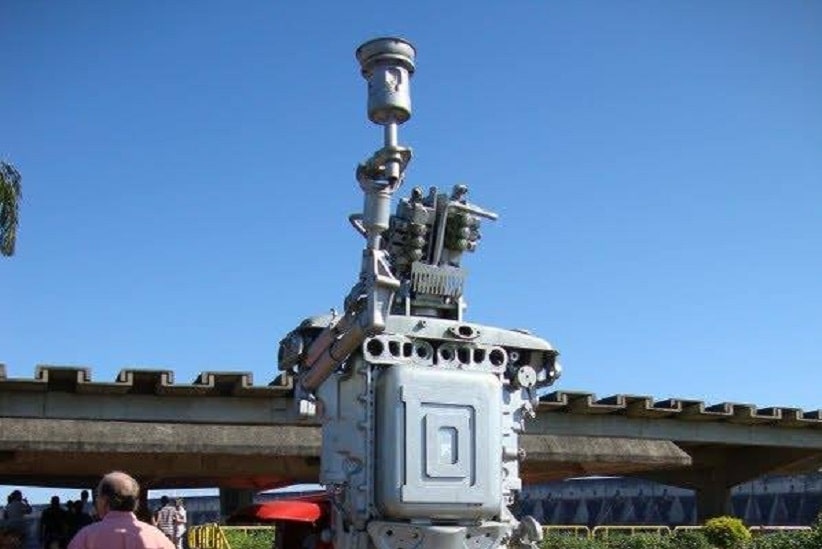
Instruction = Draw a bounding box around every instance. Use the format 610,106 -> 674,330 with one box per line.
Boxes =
97,471 -> 140,512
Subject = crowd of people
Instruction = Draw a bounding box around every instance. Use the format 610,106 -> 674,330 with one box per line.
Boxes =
0,476 -> 187,549
38,492 -> 94,548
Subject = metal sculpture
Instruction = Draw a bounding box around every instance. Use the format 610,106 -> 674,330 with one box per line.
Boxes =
278,37 -> 561,549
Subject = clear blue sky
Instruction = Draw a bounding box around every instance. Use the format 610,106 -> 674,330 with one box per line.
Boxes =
2,1 -> 821,502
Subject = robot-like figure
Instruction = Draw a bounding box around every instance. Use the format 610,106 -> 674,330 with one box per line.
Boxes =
278,37 -> 561,549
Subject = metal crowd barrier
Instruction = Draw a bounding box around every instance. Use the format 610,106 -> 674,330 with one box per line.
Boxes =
187,523 -> 230,549
187,521 -> 813,546
188,524 -> 277,549
592,525 -> 671,538
671,525 -> 704,532
749,525 -> 812,536
542,525 -> 591,537
543,525 -> 675,539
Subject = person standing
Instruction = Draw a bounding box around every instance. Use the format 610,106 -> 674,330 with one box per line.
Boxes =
3,490 -> 32,543
172,499 -> 186,549
67,471 -> 174,549
68,500 -> 93,542
154,496 -> 176,542
79,490 -> 91,515
39,496 -> 68,549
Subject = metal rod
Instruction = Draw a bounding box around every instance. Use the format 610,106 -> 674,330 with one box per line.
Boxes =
384,122 -> 398,148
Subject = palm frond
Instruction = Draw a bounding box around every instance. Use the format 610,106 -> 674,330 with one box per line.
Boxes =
0,161 -> 22,256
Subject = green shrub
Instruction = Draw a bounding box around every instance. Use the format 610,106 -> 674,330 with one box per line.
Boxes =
669,529 -> 713,549
812,513 -> 822,548
541,532 -> 607,549
703,516 -> 752,549
748,530 -> 815,549
222,528 -> 276,549
604,532 -> 671,549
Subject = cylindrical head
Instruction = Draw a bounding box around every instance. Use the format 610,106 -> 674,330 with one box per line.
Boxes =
356,37 -> 416,125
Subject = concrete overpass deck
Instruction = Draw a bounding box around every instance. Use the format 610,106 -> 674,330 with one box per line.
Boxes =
0,365 -> 689,486
1,364 -> 820,519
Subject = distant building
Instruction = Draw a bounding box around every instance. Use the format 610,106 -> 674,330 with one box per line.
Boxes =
518,472 -> 822,527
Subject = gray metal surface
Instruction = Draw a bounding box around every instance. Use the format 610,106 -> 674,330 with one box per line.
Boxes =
277,37 -> 560,548
356,37 -> 415,125
375,364 -> 502,519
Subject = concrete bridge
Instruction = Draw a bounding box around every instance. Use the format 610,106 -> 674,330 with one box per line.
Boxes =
1,365 -> 820,520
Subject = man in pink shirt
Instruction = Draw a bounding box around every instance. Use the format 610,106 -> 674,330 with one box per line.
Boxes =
68,471 -> 175,549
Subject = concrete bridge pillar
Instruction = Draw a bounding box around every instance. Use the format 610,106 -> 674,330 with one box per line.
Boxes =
219,487 -> 255,519
694,481 -> 731,522
639,445 -> 822,522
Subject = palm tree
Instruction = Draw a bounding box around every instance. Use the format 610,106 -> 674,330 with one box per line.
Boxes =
0,161 -> 22,256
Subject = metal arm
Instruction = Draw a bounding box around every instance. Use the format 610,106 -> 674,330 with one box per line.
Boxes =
296,38 -> 416,395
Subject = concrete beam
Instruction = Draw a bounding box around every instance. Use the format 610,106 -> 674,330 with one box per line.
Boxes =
0,391 -> 293,425
0,417 -> 318,456
521,435 -> 690,482
530,412 -> 822,449
637,445 -> 822,489
0,418 -> 689,489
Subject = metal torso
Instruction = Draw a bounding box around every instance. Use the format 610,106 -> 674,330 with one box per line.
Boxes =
278,37 -> 560,549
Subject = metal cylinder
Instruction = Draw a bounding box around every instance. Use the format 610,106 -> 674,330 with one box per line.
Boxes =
356,37 -> 416,125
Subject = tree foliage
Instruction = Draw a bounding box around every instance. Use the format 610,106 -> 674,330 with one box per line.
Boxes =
0,161 -> 22,256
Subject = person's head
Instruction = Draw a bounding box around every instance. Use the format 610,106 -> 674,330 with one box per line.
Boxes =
10,490 -> 22,502
175,498 -> 184,509
80,489 -> 89,502
160,495 -> 169,506
95,471 -> 140,517
50,496 -> 60,508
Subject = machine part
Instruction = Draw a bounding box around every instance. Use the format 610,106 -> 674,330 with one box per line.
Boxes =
298,397 -> 317,418
367,522 -> 508,549
411,262 -> 465,297
448,324 -> 480,340
513,517 -> 544,548
356,37 -> 416,125
363,335 -> 414,364
515,366 -> 538,389
374,366 -> 502,519
280,37 -> 560,549
277,331 -> 304,370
